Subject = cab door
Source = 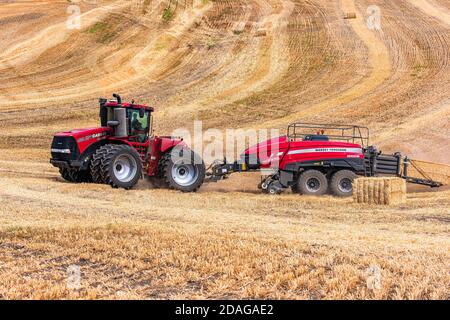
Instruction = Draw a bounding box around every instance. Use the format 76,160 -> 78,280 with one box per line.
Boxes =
128,108 -> 150,143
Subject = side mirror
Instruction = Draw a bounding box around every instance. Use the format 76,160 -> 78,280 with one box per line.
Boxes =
139,108 -> 145,118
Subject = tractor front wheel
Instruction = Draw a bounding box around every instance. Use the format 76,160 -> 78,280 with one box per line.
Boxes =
59,168 -> 92,183
59,168 -> 75,182
100,145 -> 142,189
90,145 -> 112,184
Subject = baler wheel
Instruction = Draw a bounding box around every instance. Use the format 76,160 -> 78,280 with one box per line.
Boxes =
295,170 -> 328,196
100,145 -> 142,189
329,170 -> 357,197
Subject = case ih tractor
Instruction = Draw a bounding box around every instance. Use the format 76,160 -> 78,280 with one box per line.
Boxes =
50,94 -> 205,192
207,123 -> 442,196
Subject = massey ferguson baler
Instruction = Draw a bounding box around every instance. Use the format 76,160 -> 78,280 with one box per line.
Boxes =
207,123 -> 443,196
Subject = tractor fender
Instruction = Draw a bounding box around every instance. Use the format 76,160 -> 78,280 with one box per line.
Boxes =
159,137 -> 187,153
145,137 -> 187,177
77,140 -> 110,170
78,139 -> 131,170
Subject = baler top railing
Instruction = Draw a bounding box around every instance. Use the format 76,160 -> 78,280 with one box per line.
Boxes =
287,122 -> 370,147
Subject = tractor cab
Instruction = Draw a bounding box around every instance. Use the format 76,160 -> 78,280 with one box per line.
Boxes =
99,94 -> 154,143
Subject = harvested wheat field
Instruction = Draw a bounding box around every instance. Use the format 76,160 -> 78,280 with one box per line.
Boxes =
0,0 -> 449,299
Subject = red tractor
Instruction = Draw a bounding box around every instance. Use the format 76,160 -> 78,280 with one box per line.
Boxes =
50,94 -> 205,191
207,123 -> 442,196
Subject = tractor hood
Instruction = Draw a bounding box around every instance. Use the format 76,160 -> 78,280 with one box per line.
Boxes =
54,127 -> 112,154
55,127 -> 112,139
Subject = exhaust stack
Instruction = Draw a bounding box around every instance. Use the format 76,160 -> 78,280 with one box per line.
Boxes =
106,94 -> 127,137
113,108 -> 127,137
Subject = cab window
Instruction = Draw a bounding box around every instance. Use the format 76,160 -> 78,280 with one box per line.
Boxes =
107,107 -> 115,122
128,109 -> 149,142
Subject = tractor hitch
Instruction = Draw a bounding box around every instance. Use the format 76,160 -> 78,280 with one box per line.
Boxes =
205,159 -> 247,182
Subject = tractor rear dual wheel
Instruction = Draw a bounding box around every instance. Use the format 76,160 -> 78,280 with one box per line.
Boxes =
159,148 -> 205,192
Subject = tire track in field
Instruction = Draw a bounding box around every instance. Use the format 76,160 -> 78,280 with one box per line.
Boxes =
160,0 -> 295,123
377,100 -> 450,164
0,1 -> 130,69
0,1 -> 213,108
258,0 -> 392,129
212,0 -> 368,130
0,0 -> 132,106
356,0 -> 450,163
409,0 -> 450,26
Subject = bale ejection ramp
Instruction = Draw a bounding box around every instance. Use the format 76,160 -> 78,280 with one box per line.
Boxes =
406,160 -> 450,186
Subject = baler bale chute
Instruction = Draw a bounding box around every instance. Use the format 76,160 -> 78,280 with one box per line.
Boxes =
402,159 -> 450,186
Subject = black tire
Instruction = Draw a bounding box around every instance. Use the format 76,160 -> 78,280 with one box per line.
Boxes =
296,169 -> 328,196
267,183 -> 282,195
74,169 -> 92,183
59,168 -> 76,182
329,170 -> 357,197
160,147 -> 205,192
154,153 -> 172,188
90,145 -> 112,184
100,145 -> 142,189
291,175 -> 301,194
59,168 -> 92,183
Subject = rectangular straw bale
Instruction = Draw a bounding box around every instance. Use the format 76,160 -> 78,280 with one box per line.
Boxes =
354,177 -> 406,205
344,12 -> 357,19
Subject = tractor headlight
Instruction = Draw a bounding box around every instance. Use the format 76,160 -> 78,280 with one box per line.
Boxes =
51,148 -> 71,154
